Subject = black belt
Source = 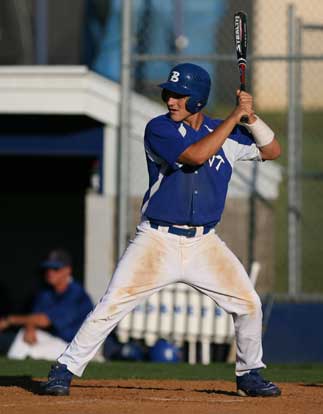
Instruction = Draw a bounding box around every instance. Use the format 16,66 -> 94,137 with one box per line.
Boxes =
149,222 -> 214,238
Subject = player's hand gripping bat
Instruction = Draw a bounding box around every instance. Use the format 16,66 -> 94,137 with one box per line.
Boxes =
234,11 -> 248,123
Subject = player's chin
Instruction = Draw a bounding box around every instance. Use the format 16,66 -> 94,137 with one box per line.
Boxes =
169,111 -> 184,122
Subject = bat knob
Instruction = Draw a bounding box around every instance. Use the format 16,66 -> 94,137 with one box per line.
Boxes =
240,115 -> 249,123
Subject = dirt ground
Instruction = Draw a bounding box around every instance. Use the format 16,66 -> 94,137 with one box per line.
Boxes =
0,378 -> 323,414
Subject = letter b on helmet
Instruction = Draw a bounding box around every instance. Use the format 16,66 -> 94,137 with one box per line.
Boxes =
169,71 -> 180,82
159,63 -> 211,113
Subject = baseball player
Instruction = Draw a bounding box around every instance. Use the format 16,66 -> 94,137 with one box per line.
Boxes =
42,63 -> 281,397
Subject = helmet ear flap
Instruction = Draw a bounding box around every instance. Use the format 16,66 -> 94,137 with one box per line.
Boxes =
186,96 -> 204,114
185,97 -> 193,113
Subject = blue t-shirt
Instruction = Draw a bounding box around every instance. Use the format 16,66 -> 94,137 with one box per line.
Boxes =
142,113 -> 261,226
32,280 -> 93,342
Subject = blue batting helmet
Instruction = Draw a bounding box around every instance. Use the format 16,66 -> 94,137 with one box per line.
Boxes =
148,339 -> 181,363
120,340 -> 144,361
159,63 -> 211,113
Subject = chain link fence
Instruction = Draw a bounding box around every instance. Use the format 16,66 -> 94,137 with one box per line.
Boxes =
123,0 -> 323,298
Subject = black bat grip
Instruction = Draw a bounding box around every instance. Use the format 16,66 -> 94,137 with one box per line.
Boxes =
237,83 -> 249,124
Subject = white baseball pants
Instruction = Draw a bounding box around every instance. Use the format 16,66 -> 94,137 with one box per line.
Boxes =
59,221 -> 265,376
8,329 -> 68,361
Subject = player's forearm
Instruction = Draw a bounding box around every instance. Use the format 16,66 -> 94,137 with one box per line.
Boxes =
243,115 -> 281,160
6,313 -> 51,328
179,113 -> 238,165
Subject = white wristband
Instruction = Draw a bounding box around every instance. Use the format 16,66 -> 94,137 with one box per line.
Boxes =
242,115 -> 274,147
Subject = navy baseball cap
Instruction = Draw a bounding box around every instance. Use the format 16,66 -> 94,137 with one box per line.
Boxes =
41,249 -> 72,270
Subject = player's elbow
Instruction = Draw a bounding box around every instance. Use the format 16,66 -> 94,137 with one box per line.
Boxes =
178,148 -> 205,166
260,138 -> 281,160
182,156 -> 205,166
273,144 -> 282,159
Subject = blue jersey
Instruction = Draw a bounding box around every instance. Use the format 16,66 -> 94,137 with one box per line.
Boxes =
142,113 -> 261,227
32,280 -> 93,342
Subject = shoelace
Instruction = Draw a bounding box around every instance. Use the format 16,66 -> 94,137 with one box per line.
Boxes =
48,364 -> 70,381
247,371 -> 271,386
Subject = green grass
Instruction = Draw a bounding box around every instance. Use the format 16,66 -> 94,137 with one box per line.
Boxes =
1,358 -> 323,383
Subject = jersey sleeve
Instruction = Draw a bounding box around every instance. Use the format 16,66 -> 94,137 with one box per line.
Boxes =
231,125 -> 262,162
32,285 -> 93,342
144,116 -> 196,168
45,289 -> 93,342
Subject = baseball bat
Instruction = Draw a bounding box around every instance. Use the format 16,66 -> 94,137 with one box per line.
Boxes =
234,11 -> 248,123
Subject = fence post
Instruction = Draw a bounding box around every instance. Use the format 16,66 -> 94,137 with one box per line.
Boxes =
35,0 -> 48,64
118,0 -> 132,258
247,162 -> 258,274
287,4 -> 302,296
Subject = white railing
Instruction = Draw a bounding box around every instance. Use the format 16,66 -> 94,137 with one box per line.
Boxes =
116,262 -> 261,364
117,284 -> 234,364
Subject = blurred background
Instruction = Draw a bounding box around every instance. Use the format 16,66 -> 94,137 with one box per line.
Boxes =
0,0 -> 322,364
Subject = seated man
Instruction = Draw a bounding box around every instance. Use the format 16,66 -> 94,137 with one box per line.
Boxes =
0,249 -> 93,360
